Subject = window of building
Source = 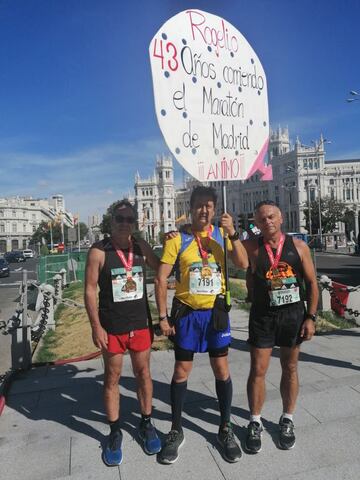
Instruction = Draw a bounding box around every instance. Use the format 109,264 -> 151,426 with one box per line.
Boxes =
346,189 -> 351,200
330,179 -> 334,185
12,223 -> 17,233
23,210 -> 26,217
166,171 -> 170,178
32,225 -> 37,232
32,214 -> 36,220
23,224 -> 26,232
167,210 -> 171,219
12,210 -> 16,217
0,223 -> 4,233
159,172 -> 163,179
0,210 -> 3,217
167,202 -> 170,207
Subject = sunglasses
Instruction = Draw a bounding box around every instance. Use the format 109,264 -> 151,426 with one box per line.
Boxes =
113,215 -> 136,224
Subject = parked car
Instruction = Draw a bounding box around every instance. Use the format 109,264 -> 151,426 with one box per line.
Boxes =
0,258 -> 10,277
22,249 -> 34,258
4,251 -> 26,263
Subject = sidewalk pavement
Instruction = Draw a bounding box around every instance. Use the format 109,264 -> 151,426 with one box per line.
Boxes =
1,308 -> 360,480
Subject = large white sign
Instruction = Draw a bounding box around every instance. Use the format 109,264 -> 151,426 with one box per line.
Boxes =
149,9 -> 272,182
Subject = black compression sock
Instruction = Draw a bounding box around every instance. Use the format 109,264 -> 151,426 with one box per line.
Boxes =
215,377 -> 233,426
170,379 -> 187,432
109,418 -> 121,434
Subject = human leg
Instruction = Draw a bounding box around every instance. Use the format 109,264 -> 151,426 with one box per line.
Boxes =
102,350 -> 124,466
210,352 -> 242,462
158,350 -> 193,464
245,346 -> 272,453
277,345 -> 300,450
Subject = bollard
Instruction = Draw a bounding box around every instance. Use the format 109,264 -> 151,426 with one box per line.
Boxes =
59,268 -> 67,288
53,274 -> 63,304
41,284 -> 55,331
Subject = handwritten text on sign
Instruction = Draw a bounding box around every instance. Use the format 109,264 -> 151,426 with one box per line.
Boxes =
149,10 -> 271,182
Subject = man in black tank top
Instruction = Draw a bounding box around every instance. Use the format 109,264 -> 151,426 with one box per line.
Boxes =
85,200 -> 161,466
242,201 -> 319,454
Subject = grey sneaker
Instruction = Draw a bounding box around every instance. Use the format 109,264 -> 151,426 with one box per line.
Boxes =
217,423 -> 242,463
158,429 -> 185,464
278,416 -> 296,450
245,421 -> 263,454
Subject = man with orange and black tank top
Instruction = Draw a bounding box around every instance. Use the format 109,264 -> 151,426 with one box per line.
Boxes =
242,201 -> 319,454
155,186 -> 248,464
85,199 -> 161,466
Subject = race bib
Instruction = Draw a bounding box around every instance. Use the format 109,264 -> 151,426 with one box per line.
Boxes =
269,285 -> 300,307
189,262 -> 222,295
111,266 -> 144,302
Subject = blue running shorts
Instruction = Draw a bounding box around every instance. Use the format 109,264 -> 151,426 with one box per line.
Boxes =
173,308 -> 231,353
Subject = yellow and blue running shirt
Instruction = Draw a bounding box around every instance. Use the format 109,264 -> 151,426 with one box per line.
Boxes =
161,225 -> 233,310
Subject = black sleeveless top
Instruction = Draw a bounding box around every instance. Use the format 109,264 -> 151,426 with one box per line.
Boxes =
252,234 -> 305,311
93,237 -> 150,334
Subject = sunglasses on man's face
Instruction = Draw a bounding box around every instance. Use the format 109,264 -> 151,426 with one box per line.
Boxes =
113,215 -> 136,224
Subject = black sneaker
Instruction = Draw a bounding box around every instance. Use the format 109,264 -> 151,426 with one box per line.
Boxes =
157,429 -> 185,464
217,423 -> 242,463
245,421 -> 263,454
102,429 -> 123,466
278,417 -> 296,450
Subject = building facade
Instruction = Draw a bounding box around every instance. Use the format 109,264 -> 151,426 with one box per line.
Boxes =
0,194 -> 73,252
134,154 -> 176,242
207,127 -> 360,239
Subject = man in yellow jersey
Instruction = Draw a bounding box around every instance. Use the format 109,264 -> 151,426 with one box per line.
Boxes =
155,186 -> 248,464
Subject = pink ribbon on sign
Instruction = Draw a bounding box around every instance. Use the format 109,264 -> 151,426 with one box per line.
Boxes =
246,138 -> 272,181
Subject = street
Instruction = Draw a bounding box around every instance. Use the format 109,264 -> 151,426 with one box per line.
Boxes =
315,252 -> 360,287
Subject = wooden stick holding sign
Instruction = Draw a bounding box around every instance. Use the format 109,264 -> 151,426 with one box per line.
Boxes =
221,182 -> 231,309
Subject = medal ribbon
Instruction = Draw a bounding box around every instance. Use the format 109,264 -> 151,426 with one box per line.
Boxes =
112,239 -> 134,277
264,233 -> 285,270
193,226 -> 212,265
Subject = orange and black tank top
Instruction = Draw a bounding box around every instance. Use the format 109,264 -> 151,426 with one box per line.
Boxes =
251,235 -> 305,311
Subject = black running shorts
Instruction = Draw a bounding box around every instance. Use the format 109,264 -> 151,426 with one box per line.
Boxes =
248,302 -> 305,348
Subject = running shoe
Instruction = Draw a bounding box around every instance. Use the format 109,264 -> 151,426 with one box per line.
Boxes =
157,429 -> 185,464
245,421 -> 263,454
138,419 -> 162,455
217,422 -> 242,462
102,429 -> 123,466
278,416 -> 296,450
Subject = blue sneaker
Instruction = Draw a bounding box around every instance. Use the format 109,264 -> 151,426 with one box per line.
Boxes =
138,420 -> 162,455
102,430 -> 123,466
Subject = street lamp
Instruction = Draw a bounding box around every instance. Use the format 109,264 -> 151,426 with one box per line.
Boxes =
281,184 -> 296,230
286,163 -> 312,234
310,139 -> 331,248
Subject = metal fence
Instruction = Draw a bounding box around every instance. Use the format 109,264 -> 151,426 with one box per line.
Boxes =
37,252 -> 88,285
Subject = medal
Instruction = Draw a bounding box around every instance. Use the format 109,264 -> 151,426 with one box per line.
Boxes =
112,238 -> 135,283
264,234 -> 285,272
124,277 -> 137,292
201,265 -> 213,278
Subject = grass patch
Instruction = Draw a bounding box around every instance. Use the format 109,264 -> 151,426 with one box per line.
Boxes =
229,278 -> 251,311
316,310 -> 356,333
34,282 -> 173,362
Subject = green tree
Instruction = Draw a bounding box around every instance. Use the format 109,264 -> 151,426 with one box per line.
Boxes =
303,196 -> 346,234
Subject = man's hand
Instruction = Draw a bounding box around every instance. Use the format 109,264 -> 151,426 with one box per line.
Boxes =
159,318 -> 176,337
300,319 -> 315,341
164,230 -> 179,241
91,324 -> 108,350
220,212 -> 235,237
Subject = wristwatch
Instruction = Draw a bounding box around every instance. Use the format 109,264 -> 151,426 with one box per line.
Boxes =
306,313 -> 317,322
228,230 -> 240,241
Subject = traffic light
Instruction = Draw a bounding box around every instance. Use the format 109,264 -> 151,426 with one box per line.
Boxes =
238,214 -> 244,229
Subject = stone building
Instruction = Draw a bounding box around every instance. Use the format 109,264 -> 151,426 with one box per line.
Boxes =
0,194 -> 73,252
134,154 -> 175,242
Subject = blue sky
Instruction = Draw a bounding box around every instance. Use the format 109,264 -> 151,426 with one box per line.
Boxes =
0,0 -> 359,221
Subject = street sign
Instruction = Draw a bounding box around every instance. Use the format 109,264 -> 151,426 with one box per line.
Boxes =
149,9 -> 272,182
68,228 -> 77,242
